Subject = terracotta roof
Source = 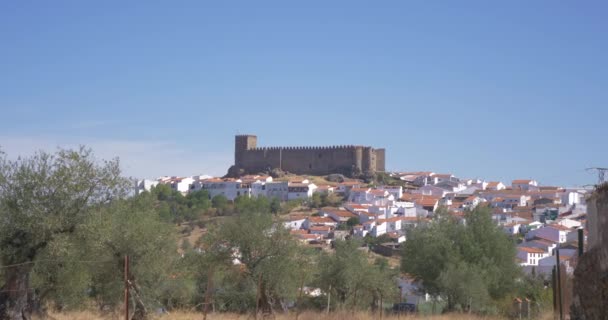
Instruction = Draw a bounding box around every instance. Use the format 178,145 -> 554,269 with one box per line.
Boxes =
309,225 -> 332,231
325,209 -> 357,218
306,216 -> 335,224
512,179 -> 534,184
519,247 -> 546,254
369,189 -> 388,196
290,229 -> 308,235
487,181 -> 502,187
345,203 -> 369,209
351,187 -> 371,193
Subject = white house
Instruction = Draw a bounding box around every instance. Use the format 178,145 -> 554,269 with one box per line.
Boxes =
370,220 -> 388,237
412,185 -> 447,198
486,181 -> 506,191
198,178 -> 241,200
378,186 -> 404,200
517,247 -> 550,266
336,181 -> 364,195
463,196 -> 483,209
526,225 -> 573,244
321,208 -> 358,223
431,173 -> 455,184
561,190 -> 582,206
377,216 -> 403,233
503,223 -> 521,235
309,225 -> 332,237
512,179 -> 539,191
283,216 -> 307,230
434,180 -> 467,193
135,179 -> 160,194
266,181 -> 289,201
287,183 -> 317,200
303,216 -> 338,230
348,188 -> 372,203
164,177 -> 194,193
315,185 -> 336,194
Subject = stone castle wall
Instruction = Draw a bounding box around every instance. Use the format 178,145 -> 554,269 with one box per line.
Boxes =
234,135 -> 385,176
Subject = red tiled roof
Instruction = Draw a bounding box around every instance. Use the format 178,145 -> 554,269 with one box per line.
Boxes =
512,179 -> 534,184
309,225 -> 332,231
307,216 -> 335,224
519,247 -> 546,254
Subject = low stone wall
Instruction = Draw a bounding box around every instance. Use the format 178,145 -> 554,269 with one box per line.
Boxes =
570,246 -> 608,319
571,185 -> 608,319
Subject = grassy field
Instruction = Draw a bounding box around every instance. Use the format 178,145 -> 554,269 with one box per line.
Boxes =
44,311 -> 554,320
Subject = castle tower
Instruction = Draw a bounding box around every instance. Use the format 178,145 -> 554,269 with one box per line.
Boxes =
235,135 -> 257,166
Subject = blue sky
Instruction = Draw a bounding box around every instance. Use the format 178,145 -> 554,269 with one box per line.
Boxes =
1,1 -> 606,186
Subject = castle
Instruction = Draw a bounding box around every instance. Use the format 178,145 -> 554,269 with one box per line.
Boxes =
232,135 -> 385,176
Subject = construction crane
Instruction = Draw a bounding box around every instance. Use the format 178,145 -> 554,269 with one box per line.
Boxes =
586,167 -> 608,185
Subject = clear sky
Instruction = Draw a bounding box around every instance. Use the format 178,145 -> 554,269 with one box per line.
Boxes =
1,1 -> 606,186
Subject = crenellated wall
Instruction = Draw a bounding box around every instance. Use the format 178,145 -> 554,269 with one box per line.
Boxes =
234,135 -> 385,175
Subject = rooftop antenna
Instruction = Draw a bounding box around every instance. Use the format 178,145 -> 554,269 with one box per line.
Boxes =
586,167 -> 608,185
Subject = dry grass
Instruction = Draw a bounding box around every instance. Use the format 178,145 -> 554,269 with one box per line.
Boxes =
45,310 -> 554,320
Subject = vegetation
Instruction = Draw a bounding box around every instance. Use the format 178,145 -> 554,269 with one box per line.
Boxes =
0,147 -> 550,319
317,240 -> 398,312
401,206 -> 547,315
309,192 -> 343,209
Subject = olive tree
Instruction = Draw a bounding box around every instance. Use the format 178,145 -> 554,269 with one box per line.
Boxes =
0,147 -> 129,319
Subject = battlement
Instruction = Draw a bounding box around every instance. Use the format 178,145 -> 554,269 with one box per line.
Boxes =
233,135 -> 385,176
250,145 -> 361,151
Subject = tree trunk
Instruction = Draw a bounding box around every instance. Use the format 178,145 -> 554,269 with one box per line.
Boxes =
0,265 -> 34,320
129,281 -> 148,320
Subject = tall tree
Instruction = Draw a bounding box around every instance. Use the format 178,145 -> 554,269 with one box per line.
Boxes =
318,239 -> 397,311
82,194 -> 178,319
213,212 -> 310,315
401,206 -> 519,313
0,147 -> 129,319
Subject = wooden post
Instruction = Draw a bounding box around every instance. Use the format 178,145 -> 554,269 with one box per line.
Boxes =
326,284 -> 331,315
379,294 -> 383,319
203,269 -> 214,320
551,267 -> 557,318
578,228 -> 584,257
124,255 -> 129,320
556,249 -> 563,320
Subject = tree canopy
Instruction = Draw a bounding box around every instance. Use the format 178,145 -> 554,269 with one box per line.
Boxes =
401,206 -> 520,313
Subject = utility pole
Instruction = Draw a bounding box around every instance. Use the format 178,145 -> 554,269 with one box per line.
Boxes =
586,167 -> 608,185
556,249 -> 563,320
124,255 -> 129,320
